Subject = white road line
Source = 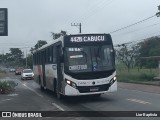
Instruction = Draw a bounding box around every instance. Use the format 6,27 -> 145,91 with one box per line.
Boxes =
21,82 -> 43,98
7,93 -> 18,96
52,103 -> 65,111
127,98 -> 151,104
1,98 -> 12,102
0,98 -> 12,103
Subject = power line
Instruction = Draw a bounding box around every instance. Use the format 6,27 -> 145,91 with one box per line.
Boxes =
112,22 -> 160,38
110,15 -> 156,34
114,34 -> 160,47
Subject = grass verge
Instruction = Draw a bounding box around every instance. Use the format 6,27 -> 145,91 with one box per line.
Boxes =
116,65 -> 159,83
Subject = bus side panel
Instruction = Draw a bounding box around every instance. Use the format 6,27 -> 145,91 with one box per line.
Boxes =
33,64 -> 42,84
45,64 -> 57,91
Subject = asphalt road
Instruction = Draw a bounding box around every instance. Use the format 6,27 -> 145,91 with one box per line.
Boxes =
0,71 -> 160,120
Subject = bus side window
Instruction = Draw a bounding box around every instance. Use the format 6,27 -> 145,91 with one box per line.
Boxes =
37,53 -> 39,64
53,45 -> 56,63
33,54 -> 34,65
49,47 -> 53,63
39,52 -> 42,64
35,53 -> 38,65
45,49 -> 47,64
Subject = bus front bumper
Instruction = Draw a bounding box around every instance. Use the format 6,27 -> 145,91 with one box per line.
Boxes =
64,81 -> 117,96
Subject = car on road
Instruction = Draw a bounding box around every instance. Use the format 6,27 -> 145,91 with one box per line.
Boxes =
21,69 -> 34,80
15,67 -> 23,75
9,68 -> 15,72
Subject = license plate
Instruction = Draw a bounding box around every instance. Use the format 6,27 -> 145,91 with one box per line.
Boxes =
90,87 -> 99,92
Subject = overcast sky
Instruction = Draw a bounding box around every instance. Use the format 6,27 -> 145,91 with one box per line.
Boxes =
0,0 -> 160,53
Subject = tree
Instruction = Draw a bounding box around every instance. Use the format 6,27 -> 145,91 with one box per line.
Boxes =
34,40 -> 47,50
30,40 -> 47,53
115,43 -> 139,72
9,48 -> 23,62
1,48 -> 23,67
0,54 -> 3,63
51,30 -> 67,40
138,36 -> 160,68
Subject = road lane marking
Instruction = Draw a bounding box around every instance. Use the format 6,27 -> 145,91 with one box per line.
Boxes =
22,83 -> 43,97
7,93 -> 19,96
52,103 -> 65,111
0,98 -> 12,103
21,82 -> 43,98
1,98 -> 12,102
127,98 -> 151,104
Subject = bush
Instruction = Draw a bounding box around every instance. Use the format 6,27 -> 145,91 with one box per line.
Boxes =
139,73 -> 155,81
0,81 -> 13,94
0,70 -> 7,79
0,69 -> 6,73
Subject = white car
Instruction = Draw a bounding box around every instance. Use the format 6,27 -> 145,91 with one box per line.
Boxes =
21,69 -> 34,80
9,68 -> 15,72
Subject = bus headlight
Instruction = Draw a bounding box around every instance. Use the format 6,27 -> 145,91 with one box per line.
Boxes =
113,76 -> 117,81
110,76 -> 117,85
65,79 -> 77,88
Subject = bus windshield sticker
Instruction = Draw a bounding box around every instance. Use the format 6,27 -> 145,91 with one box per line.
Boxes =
70,55 -> 83,58
69,65 -> 87,70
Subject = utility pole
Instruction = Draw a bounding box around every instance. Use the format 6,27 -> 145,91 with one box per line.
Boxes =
71,23 -> 82,33
156,5 -> 160,17
26,49 -> 27,68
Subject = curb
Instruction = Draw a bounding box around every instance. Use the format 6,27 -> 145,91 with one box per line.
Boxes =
119,81 -> 160,86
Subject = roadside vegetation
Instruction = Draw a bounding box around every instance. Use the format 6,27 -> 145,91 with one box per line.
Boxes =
0,69 -> 17,94
0,69 -> 6,79
115,36 -> 160,83
0,80 -> 17,94
116,64 -> 159,82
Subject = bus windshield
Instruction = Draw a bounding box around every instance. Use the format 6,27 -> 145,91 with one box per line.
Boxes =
64,45 -> 114,73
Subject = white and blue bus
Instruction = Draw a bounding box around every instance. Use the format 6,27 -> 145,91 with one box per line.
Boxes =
33,34 -> 117,99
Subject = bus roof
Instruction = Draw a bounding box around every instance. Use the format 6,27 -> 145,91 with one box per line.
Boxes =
33,36 -> 63,54
33,33 -> 111,54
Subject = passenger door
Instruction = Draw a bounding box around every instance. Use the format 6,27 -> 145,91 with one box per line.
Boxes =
56,45 -> 63,93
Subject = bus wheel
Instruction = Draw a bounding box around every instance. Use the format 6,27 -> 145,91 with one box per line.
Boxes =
57,91 -> 62,99
56,84 -> 62,99
40,84 -> 44,91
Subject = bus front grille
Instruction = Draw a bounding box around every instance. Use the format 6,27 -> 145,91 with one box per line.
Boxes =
77,84 -> 110,93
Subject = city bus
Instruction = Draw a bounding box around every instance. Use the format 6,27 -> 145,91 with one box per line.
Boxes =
33,34 -> 117,99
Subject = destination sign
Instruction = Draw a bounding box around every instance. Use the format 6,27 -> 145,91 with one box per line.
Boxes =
70,35 -> 105,43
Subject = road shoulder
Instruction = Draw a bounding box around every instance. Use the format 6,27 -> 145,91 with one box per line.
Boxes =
118,82 -> 160,94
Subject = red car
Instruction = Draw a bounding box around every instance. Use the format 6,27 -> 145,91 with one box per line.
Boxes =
15,67 -> 23,75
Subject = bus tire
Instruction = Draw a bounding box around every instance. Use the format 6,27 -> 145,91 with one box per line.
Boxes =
55,82 -> 63,99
